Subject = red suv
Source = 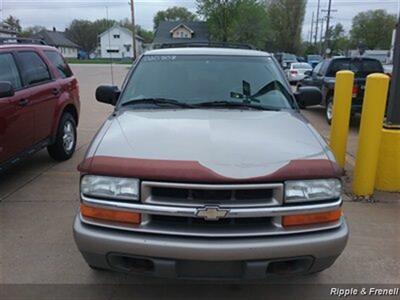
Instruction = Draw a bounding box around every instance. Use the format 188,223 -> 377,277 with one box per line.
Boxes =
0,43 -> 80,171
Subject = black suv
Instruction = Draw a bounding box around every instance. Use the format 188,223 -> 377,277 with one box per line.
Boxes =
298,57 -> 384,124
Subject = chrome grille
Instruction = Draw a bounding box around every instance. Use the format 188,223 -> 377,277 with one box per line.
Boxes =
141,181 -> 284,208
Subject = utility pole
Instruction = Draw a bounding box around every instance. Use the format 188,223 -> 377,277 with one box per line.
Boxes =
314,0 -> 320,45
319,17 -> 325,52
0,0 -> 3,24
324,0 -> 333,54
386,18 -> 400,127
310,12 -> 315,44
129,0 -> 137,60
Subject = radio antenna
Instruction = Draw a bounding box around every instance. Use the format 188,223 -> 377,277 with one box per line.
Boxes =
106,6 -> 115,85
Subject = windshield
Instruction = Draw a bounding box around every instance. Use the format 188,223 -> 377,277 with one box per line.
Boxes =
307,55 -> 322,61
119,55 -> 293,109
327,58 -> 383,78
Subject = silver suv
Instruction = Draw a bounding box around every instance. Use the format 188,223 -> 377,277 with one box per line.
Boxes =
73,47 -> 348,279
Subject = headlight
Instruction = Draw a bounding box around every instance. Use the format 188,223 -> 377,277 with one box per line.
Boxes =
81,175 -> 139,201
285,179 -> 341,203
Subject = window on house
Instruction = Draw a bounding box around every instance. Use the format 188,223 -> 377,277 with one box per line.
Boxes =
107,49 -> 119,53
113,34 -> 120,39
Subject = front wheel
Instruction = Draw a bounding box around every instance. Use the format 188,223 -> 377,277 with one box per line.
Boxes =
47,112 -> 77,161
326,97 -> 333,125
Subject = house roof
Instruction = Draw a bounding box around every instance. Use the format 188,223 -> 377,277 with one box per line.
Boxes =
35,30 -> 79,48
98,25 -> 144,41
153,21 -> 209,45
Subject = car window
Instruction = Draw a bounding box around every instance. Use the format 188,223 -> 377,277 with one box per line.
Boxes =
44,50 -> 73,79
326,59 -> 383,78
17,51 -> 51,85
0,53 -> 22,89
312,62 -> 323,76
120,55 -> 293,109
319,61 -> 330,75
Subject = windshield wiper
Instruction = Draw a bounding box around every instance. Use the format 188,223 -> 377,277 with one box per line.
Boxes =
193,101 -> 280,111
121,98 -> 194,108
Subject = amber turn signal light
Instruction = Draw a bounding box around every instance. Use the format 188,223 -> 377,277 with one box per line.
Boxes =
80,203 -> 141,225
282,209 -> 342,227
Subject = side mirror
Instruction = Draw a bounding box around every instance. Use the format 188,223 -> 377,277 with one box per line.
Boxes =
304,70 -> 312,77
295,87 -> 322,108
95,85 -> 120,106
0,81 -> 15,98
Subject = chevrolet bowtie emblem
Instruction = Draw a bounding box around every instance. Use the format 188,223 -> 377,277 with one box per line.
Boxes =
196,206 -> 230,221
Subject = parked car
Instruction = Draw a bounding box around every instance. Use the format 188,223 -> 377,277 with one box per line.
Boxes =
74,47 -> 348,279
274,52 -> 298,69
298,57 -> 384,124
286,62 -> 313,84
307,54 -> 323,68
0,43 -> 80,172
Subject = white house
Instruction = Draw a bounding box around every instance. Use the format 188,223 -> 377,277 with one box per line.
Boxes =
99,25 -> 143,59
0,22 -> 17,38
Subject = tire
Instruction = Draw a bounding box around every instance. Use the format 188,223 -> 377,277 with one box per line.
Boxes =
47,112 -> 77,161
325,96 -> 334,125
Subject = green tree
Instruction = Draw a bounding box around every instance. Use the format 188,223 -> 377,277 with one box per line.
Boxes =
197,0 -> 268,47
350,10 -> 396,50
153,6 -> 198,30
66,19 -> 115,52
19,25 -> 47,38
329,23 -> 350,54
197,0 -> 237,42
265,0 -> 307,54
3,15 -> 22,32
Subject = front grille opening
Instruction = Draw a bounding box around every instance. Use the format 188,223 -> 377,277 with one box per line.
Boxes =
236,189 -> 273,200
151,215 -> 272,226
266,257 -> 313,276
108,254 -> 154,273
152,187 -> 188,199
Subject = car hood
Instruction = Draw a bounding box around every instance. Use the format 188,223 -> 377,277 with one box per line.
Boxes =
80,109 -> 340,182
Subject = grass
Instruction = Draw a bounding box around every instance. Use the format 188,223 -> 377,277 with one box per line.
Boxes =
66,58 -> 133,65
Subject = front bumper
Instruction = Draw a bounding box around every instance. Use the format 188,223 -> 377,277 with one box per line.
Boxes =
73,216 -> 349,279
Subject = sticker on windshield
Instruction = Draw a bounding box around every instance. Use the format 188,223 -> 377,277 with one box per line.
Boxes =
143,55 -> 177,62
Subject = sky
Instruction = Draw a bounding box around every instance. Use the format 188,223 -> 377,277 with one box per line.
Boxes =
0,0 -> 399,38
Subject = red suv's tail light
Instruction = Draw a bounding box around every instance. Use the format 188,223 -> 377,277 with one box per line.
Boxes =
352,85 -> 359,98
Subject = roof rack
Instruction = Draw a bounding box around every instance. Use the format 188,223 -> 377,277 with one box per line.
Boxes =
155,42 -> 256,50
0,37 -> 47,45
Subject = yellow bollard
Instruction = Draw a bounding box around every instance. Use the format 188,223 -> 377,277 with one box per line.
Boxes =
329,71 -> 355,168
352,73 -> 390,197
375,128 -> 400,191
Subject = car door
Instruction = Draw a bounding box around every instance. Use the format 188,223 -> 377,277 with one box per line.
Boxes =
312,61 -> 326,89
0,52 -> 34,163
43,49 -> 77,104
15,50 -> 60,143
302,61 -> 322,87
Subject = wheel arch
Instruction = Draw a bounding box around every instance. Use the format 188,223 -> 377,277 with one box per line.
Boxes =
51,103 -> 79,140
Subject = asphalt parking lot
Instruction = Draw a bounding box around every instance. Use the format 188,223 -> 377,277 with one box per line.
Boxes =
0,65 -> 399,289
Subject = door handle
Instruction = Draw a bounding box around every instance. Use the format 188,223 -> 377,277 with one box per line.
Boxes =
51,88 -> 61,96
18,99 -> 30,107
